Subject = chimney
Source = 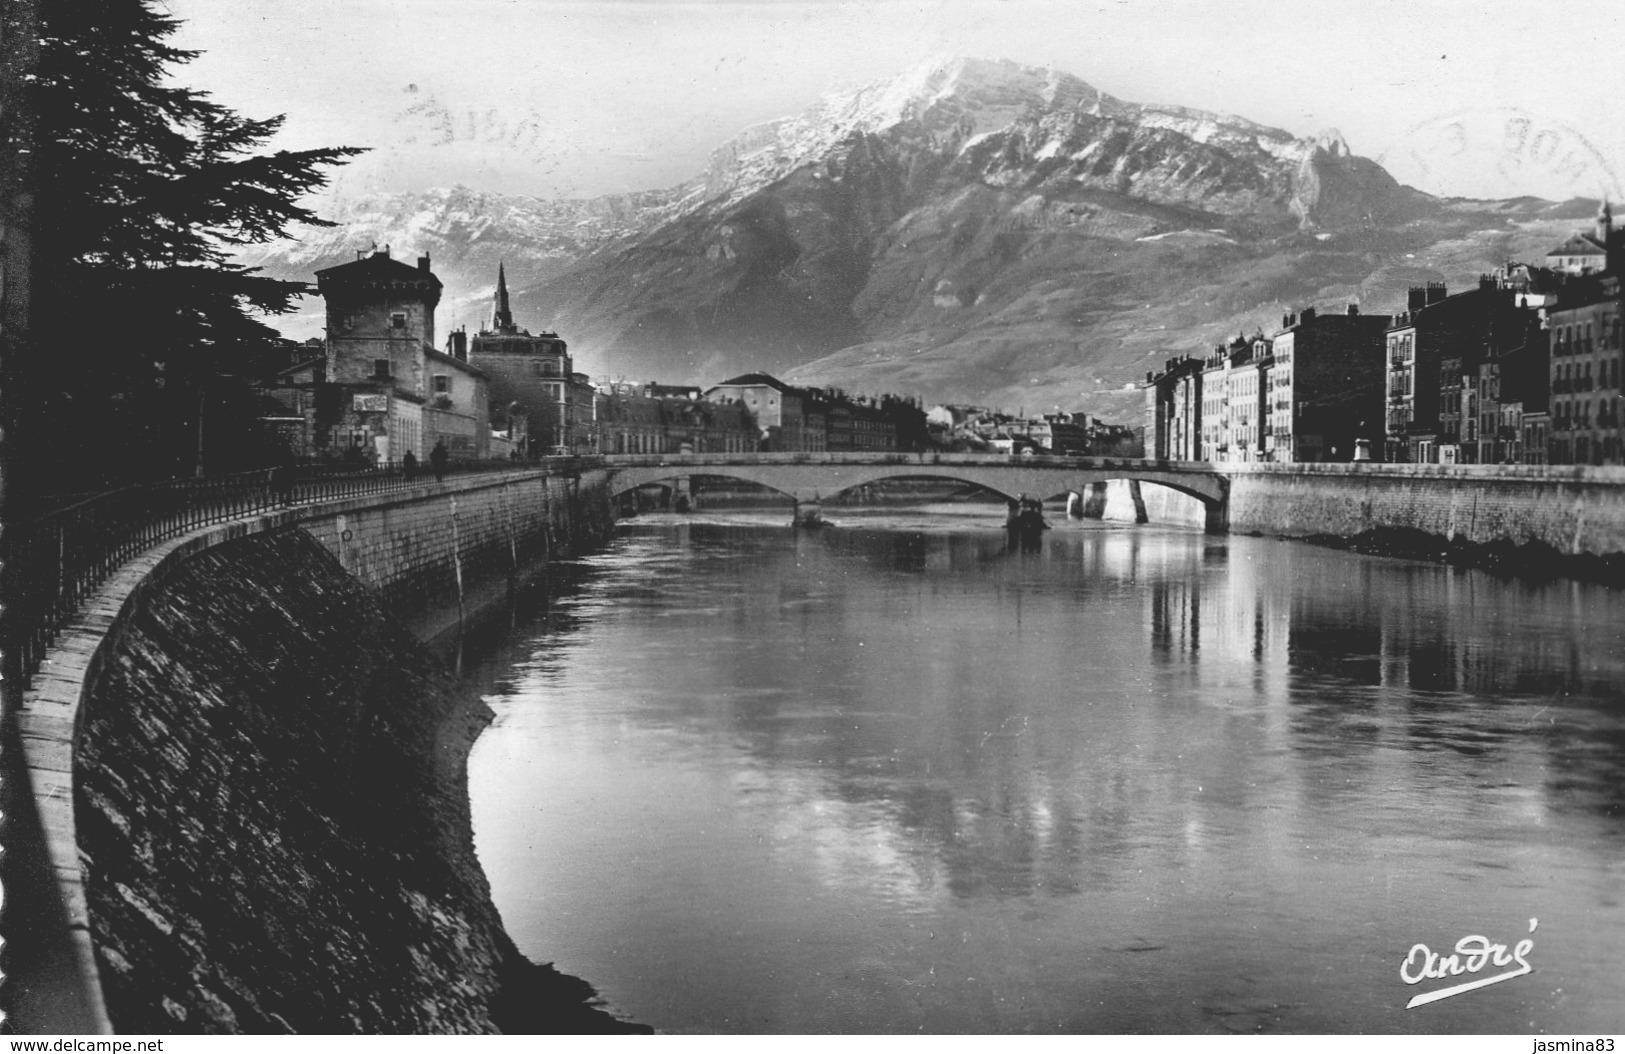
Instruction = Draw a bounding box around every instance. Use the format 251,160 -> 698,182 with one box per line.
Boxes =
447,328 -> 467,361
1407,287 -> 1427,311
418,254 -> 432,272
1301,306 -> 1316,323
1347,303 -> 1359,315
1282,313 -> 1292,329
1427,282 -> 1448,304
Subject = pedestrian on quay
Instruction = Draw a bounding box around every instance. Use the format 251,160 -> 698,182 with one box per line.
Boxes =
402,449 -> 418,480
270,462 -> 293,507
430,439 -> 449,481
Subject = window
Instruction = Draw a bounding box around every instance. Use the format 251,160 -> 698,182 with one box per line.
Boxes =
434,374 -> 450,394
391,312 -> 407,330
373,358 -> 391,378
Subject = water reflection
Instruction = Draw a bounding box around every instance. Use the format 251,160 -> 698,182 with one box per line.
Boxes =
467,518 -> 1625,1034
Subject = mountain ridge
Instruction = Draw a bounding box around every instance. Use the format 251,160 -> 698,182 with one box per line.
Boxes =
243,55 -> 1590,419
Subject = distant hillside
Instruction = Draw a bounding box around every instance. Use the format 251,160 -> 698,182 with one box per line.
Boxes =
243,57 -> 1598,421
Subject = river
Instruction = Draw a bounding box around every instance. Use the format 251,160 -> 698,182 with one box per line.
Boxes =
464,510 -> 1625,1034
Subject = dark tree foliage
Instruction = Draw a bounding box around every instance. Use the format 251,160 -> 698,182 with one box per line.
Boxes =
17,0 -> 362,491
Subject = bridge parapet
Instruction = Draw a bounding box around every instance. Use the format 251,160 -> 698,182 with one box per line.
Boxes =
591,451 -> 1215,472
594,452 -> 1230,529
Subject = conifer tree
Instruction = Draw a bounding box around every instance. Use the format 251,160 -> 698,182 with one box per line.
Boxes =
17,0 -> 362,489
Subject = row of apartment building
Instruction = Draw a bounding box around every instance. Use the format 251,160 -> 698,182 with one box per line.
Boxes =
924,405 -> 1140,456
1145,202 -> 1625,466
260,251 -> 927,462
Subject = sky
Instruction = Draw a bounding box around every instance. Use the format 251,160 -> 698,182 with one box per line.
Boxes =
164,0 -> 1625,204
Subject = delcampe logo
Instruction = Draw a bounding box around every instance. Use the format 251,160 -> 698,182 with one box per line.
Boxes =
1401,918 -> 1537,1009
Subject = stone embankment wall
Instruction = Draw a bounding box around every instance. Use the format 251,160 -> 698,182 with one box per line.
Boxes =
296,471 -> 613,640
1098,464 -> 1625,559
1222,463 -> 1625,556
78,528 -> 516,1032
21,469 -> 634,1033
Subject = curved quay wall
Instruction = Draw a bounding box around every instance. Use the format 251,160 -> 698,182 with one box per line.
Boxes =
13,468 -> 617,1033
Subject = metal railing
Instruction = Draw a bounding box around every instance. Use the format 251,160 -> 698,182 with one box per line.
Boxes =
2,458 -> 550,689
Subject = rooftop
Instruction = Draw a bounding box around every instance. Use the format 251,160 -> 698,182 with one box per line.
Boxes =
711,372 -> 798,393
314,249 -> 442,292
1545,232 -> 1608,257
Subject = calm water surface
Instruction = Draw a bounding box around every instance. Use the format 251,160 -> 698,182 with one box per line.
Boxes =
466,512 -> 1625,1033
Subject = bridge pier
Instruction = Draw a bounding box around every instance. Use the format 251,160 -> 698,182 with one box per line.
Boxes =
1128,480 -> 1149,524
673,475 -> 695,513
1079,482 -> 1108,519
791,491 -> 824,528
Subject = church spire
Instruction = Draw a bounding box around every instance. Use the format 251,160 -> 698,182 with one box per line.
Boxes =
492,262 -> 514,332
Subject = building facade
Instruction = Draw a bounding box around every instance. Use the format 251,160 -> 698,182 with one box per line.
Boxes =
467,264 -> 595,455
1168,362 -> 1203,461
1267,305 -> 1391,462
596,382 -> 757,454
1546,273 -> 1623,464
703,374 -> 927,453
706,374 -> 827,451
1384,281 -> 1541,463
1200,346 -> 1231,463
423,340 -> 492,460
314,249 -> 440,463
1143,356 -> 1203,460
261,248 -> 489,463
1545,202 -> 1619,276
1225,337 -> 1269,463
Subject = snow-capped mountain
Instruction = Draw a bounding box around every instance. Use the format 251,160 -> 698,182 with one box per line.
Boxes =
238,184 -> 685,287
247,56 -> 1586,415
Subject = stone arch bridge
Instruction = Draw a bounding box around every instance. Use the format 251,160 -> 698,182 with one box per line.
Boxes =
591,452 -> 1229,530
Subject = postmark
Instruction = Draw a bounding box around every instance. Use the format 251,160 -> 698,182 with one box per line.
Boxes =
1377,108 -> 1622,202
395,86 -> 555,164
